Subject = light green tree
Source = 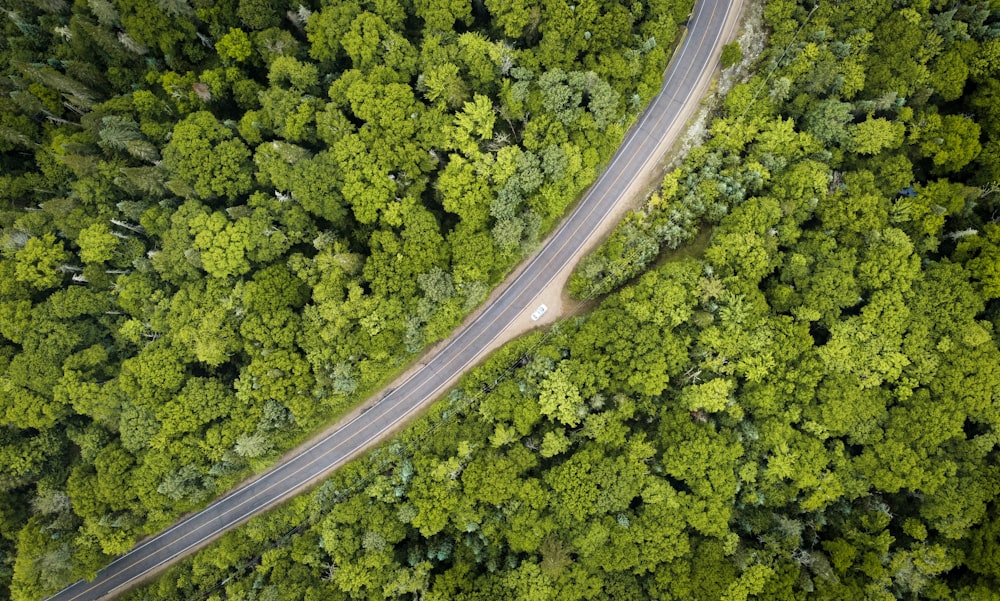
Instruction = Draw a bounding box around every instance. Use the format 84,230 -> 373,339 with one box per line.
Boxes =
216,28 -> 253,64
850,117 -> 905,155
162,111 -> 253,201
76,223 -> 118,264
13,234 -> 67,291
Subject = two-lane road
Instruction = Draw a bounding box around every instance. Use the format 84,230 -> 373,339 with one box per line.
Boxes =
49,1 -> 741,598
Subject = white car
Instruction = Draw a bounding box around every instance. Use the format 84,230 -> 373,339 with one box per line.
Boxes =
530,304 -> 548,321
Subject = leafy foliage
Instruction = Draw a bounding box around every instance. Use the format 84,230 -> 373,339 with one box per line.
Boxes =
104,1 -> 1000,600
0,0 -> 690,598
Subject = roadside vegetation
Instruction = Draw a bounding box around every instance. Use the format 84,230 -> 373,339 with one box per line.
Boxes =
89,0 -> 1000,599
0,0 -> 694,598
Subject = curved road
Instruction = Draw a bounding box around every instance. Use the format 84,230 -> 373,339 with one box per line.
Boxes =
49,1 -> 740,598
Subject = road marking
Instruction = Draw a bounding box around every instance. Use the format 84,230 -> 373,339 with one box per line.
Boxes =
56,1 -> 739,597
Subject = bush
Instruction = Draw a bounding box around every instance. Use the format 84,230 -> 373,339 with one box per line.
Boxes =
721,42 -> 743,69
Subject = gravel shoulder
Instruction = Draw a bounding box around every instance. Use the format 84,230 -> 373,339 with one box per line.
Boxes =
479,0 -> 747,348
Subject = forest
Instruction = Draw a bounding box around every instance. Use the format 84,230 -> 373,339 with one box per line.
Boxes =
3,0 -> 1000,599
101,0 -> 1000,599
0,0 -> 692,598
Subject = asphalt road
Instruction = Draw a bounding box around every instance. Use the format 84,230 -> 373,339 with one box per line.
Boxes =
49,1 -> 738,598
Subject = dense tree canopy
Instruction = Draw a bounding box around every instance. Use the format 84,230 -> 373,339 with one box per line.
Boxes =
4,0 -> 1000,599
0,0 -> 692,598
64,0 -> 1000,600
